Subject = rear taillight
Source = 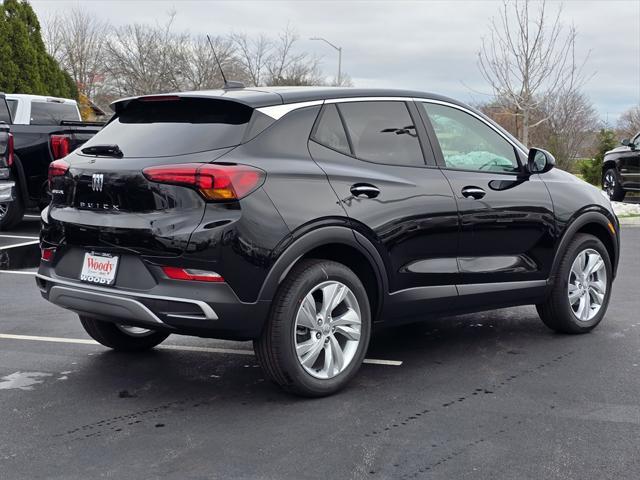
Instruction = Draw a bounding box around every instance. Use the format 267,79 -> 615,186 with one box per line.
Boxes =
50,134 -> 71,160
162,266 -> 224,283
48,159 -> 70,187
41,247 -> 56,262
143,163 -> 265,201
7,133 -> 14,167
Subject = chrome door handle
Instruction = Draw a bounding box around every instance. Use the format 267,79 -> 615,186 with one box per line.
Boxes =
350,184 -> 380,199
461,186 -> 486,199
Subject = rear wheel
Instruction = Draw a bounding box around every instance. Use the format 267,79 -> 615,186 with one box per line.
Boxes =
79,316 -> 170,351
602,168 -> 625,202
537,234 -> 612,334
254,259 -> 371,397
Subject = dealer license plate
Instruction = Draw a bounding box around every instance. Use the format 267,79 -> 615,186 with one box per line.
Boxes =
80,252 -> 119,285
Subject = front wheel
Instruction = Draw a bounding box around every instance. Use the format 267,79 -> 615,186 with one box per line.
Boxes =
602,168 -> 625,202
537,233 -> 612,334
254,259 -> 371,397
80,316 -> 170,351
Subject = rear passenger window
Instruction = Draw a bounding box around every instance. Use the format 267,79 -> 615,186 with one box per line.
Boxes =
338,101 -> 424,166
311,104 -> 351,155
30,102 -> 80,125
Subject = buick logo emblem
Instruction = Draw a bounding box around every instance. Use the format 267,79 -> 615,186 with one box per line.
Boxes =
91,173 -> 104,192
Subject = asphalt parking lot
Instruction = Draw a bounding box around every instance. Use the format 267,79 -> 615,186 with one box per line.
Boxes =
0,226 -> 639,480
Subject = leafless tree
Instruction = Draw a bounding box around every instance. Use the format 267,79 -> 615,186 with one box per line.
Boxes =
265,26 -> 323,86
617,105 -> 640,138
230,32 -> 271,87
102,14 -> 189,97
231,27 -> 326,87
539,91 -> 599,169
43,8 -> 109,100
478,0 -> 589,146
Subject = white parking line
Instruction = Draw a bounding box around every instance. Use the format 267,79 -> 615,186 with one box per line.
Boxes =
0,333 -> 403,366
0,235 -> 39,240
0,240 -> 39,249
0,269 -> 37,275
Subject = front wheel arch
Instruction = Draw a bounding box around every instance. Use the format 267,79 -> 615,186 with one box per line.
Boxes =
550,212 -> 618,283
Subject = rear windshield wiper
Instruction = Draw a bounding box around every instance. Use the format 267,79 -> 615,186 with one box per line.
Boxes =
81,144 -> 124,158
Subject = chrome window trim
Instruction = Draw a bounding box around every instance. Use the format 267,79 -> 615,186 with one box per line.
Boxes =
36,273 -> 218,320
257,100 -> 324,120
257,95 -> 526,157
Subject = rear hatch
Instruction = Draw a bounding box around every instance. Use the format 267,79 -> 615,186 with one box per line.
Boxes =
48,96 -> 258,257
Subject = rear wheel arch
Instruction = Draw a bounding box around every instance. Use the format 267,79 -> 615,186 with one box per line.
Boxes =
258,226 -> 387,321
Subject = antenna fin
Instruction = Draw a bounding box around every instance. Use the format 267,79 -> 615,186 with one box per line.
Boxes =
207,35 -> 244,89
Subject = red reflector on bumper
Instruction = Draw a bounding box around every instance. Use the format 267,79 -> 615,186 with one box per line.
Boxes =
41,247 -> 56,262
162,266 -> 224,283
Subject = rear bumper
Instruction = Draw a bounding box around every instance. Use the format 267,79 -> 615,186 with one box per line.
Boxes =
0,181 -> 16,202
36,269 -> 271,340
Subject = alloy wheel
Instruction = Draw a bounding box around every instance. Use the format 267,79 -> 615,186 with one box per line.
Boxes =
0,203 -> 7,219
567,248 -> 607,322
603,172 -> 616,199
294,280 -> 362,379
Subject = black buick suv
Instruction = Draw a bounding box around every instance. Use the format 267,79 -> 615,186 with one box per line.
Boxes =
38,87 -> 620,396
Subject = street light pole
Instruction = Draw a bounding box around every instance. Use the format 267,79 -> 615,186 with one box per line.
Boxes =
310,37 -> 342,86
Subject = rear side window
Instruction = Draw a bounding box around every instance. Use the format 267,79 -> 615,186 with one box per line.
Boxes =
311,104 -> 351,155
81,98 -> 254,158
30,102 -> 80,125
6,99 -> 17,121
337,101 -> 424,166
0,100 -> 11,123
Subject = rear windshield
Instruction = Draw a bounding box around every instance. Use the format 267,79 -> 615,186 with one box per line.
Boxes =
81,98 -> 254,158
30,102 -> 80,125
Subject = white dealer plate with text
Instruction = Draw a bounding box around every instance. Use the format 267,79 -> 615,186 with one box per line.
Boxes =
80,252 -> 119,285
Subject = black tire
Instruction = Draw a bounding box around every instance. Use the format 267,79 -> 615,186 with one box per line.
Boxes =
602,168 -> 625,202
254,259 -> 372,397
79,316 -> 170,352
0,193 -> 24,231
536,233 -> 613,334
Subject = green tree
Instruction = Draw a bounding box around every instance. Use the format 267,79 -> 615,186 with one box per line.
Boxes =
0,0 -> 76,98
578,129 -> 618,185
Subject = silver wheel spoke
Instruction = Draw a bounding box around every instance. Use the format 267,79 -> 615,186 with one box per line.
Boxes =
585,256 -> 603,277
323,343 -> 334,375
331,308 -> 360,327
320,283 -> 347,318
590,280 -> 605,294
296,338 -> 318,357
297,294 -> 317,330
335,325 -> 360,341
301,340 -> 324,368
329,336 -> 344,373
589,286 -> 604,305
568,285 -> 581,305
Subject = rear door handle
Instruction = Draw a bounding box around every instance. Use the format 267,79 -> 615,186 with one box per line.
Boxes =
350,183 -> 380,199
461,186 -> 486,199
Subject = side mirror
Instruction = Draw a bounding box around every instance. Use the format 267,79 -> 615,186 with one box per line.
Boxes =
621,138 -> 631,146
527,148 -> 555,174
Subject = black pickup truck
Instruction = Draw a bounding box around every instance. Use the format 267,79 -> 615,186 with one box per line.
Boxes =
0,93 -> 103,229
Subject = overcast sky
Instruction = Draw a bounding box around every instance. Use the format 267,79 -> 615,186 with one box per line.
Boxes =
31,0 -> 640,123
